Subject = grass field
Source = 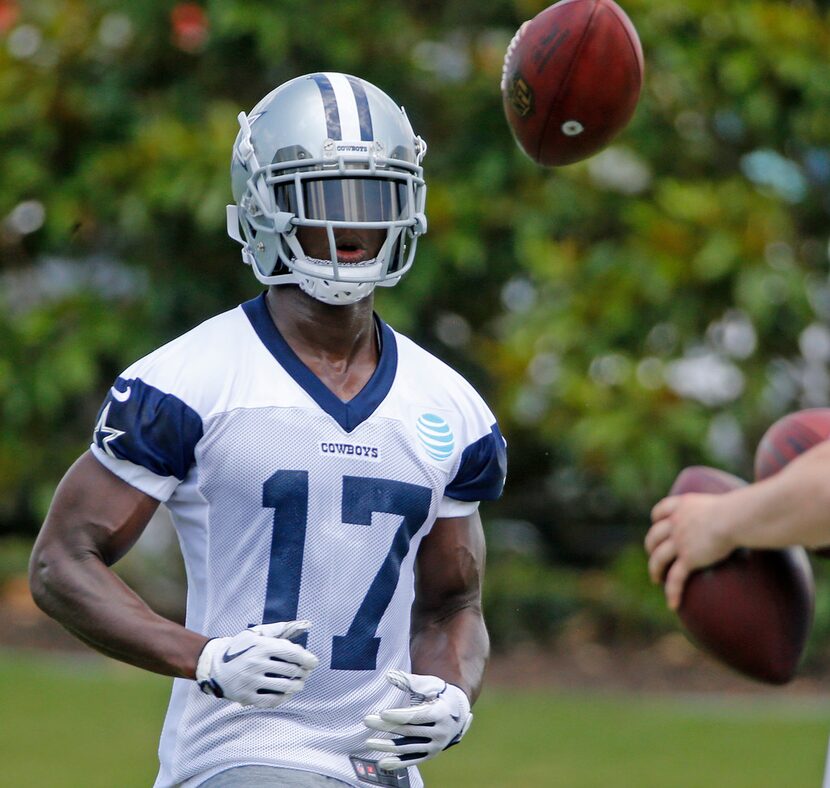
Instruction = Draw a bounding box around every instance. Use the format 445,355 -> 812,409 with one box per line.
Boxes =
1,649 -> 828,787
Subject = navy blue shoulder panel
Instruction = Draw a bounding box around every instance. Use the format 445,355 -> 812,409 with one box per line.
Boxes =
444,423 -> 507,502
93,377 -> 204,480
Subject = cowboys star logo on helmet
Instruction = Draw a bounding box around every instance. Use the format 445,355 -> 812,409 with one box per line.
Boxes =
227,72 -> 428,305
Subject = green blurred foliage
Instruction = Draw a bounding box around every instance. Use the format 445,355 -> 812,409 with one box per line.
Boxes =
1,0 -> 829,567
482,538 -> 830,671
0,536 -> 32,585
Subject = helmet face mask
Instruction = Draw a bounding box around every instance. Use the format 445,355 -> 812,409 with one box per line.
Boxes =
227,73 -> 427,305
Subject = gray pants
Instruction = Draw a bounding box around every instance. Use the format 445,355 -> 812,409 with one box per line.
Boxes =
198,765 -> 354,787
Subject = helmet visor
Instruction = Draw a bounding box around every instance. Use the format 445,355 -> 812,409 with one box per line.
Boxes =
275,176 -> 410,224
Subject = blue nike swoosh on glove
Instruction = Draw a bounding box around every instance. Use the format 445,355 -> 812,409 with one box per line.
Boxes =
222,645 -> 256,662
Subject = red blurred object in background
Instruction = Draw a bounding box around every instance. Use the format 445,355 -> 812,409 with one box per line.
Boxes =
754,408 -> 830,481
171,3 -> 209,54
0,0 -> 20,34
754,408 -> 830,558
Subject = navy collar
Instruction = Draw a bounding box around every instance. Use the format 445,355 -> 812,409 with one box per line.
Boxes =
241,293 -> 398,433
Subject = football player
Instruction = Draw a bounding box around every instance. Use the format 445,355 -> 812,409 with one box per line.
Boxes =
29,73 -> 506,788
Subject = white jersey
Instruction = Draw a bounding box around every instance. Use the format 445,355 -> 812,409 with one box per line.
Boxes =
90,293 -> 506,788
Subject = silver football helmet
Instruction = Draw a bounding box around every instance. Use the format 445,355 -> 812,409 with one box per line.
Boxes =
227,72 -> 428,305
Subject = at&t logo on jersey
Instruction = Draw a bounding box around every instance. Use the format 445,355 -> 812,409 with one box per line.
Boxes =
320,442 -> 380,461
415,413 -> 454,462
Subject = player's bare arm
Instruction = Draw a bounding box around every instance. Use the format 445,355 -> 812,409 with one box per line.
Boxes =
29,451 -> 208,677
31,452 -> 319,703
410,511 -> 488,701
645,439 -> 830,609
362,512 -> 486,771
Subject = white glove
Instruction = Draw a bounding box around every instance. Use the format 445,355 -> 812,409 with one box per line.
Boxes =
195,621 -> 318,708
364,670 -> 473,770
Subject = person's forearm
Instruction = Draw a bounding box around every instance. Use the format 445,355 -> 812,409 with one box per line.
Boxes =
722,440 -> 830,550
30,545 -> 207,678
410,605 -> 489,702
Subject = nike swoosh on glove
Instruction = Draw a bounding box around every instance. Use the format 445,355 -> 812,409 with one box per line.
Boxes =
364,670 -> 473,770
195,621 -> 319,708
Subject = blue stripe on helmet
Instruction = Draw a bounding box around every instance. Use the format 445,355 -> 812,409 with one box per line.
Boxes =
310,74 -> 342,140
346,76 -> 374,141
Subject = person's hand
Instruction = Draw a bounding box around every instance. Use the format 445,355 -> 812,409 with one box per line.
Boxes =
195,621 -> 318,708
645,493 -> 736,610
364,670 -> 472,770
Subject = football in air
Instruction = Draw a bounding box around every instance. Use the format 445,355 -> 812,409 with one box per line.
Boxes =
754,407 -> 830,557
668,466 -> 814,685
501,0 -> 644,166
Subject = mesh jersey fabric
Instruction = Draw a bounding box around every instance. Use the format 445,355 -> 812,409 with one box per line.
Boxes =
198,765 -> 354,786
90,293 -> 506,788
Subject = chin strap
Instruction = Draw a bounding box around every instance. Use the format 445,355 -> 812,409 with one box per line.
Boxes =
296,273 -> 376,305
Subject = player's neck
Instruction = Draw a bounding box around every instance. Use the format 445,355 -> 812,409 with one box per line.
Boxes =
265,285 -> 378,366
